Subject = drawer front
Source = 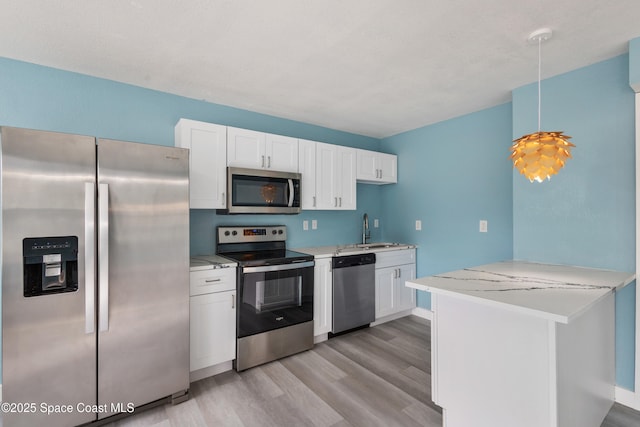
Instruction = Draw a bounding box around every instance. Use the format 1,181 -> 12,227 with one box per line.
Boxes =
375,248 -> 416,269
190,268 -> 236,296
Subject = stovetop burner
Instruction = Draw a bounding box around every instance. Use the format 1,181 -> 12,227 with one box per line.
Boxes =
216,225 -> 313,266
221,249 -> 313,266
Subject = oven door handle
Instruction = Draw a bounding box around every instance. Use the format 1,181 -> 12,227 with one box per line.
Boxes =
242,260 -> 315,274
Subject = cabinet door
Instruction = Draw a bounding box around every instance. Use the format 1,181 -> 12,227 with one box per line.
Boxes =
313,258 -> 333,336
266,133 -> 298,172
378,152 -> 398,184
356,149 -> 380,181
375,266 -> 396,319
337,146 -> 356,210
227,127 -> 266,169
315,142 -> 339,209
298,139 -> 317,209
175,119 -> 227,209
395,264 -> 416,312
190,291 -> 236,372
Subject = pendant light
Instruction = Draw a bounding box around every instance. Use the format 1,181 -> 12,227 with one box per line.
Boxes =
510,28 -> 575,183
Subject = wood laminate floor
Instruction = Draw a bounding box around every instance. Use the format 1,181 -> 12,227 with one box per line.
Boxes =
105,316 -> 640,427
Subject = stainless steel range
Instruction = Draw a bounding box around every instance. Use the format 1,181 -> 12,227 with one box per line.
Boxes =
216,225 -> 314,371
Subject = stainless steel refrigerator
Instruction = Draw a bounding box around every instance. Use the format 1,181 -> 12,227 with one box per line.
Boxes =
0,127 -> 190,426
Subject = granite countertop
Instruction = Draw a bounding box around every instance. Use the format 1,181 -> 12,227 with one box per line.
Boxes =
296,243 -> 416,258
406,260 -> 635,324
190,254 -> 237,271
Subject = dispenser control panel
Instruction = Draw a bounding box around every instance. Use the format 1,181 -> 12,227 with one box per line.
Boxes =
23,236 -> 79,297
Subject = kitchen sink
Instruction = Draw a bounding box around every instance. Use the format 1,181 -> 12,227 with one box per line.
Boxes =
332,242 -> 413,256
356,242 -> 402,249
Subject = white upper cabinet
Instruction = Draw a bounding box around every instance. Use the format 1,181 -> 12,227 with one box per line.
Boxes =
266,133 -> 299,172
356,149 -> 397,184
315,142 -> 356,210
175,119 -> 227,209
227,127 -> 298,172
298,139 -> 318,209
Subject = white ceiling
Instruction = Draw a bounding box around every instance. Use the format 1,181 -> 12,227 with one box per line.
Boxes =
2,0 -> 640,138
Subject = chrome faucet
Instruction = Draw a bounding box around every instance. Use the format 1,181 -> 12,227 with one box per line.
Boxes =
362,213 -> 371,244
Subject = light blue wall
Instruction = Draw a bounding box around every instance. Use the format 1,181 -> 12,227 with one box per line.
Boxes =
379,103 -> 514,309
512,55 -> 636,390
0,57 -> 382,383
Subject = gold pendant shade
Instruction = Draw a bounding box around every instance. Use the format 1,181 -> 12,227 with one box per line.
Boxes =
510,131 -> 574,182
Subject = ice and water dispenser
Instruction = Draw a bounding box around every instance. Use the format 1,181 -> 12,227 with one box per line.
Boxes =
23,236 -> 79,297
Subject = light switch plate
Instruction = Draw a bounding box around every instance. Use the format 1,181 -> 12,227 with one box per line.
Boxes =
312,219 -> 318,230
303,220 -> 309,231
415,220 -> 422,231
479,220 -> 488,233
374,219 -> 379,228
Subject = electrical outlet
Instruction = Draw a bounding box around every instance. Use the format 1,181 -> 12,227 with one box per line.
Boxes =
479,220 -> 488,233
312,219 -> 318,230
303,220 -> 309,231
415,220 -> 422,231
374,219 -> 379,228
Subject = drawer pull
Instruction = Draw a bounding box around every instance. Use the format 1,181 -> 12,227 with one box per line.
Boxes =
204,278 -> 222,283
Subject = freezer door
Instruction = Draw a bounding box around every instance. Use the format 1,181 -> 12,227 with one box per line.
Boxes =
1,127 -> 97,427
96,139 -> 189,418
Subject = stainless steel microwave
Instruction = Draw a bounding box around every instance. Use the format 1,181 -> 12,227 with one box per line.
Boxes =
220,167 -> 302,214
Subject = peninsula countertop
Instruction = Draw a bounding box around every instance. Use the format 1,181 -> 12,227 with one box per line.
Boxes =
406,260 -> 635,324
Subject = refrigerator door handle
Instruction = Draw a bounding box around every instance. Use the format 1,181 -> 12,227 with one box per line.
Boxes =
98,182 -> 110,332
85,182 -> 96,334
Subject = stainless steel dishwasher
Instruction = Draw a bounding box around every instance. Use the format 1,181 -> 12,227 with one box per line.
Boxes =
331,253 -> 376,335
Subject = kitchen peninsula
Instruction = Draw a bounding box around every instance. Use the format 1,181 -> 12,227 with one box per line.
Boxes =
406,260 -> 635,427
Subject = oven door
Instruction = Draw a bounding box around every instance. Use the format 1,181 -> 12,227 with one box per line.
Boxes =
238,260 -> 314,338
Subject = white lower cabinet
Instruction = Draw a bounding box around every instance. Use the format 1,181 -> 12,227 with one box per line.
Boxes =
313,257 -> 332,338
375,249 -> 416,320
189,268 -> 236,374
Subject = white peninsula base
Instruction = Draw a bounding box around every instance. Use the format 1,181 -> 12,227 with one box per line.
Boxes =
406,261 -> 635,427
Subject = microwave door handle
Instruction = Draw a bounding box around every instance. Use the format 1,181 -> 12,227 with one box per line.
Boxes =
288,179 -> 294,207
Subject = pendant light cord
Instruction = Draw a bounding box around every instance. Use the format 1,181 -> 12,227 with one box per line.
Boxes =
537,36 -> 542,132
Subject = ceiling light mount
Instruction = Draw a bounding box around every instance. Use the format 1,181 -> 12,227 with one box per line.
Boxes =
528,28 -> 552,44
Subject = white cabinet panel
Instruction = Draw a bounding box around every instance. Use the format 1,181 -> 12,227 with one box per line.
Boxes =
298,139 -> 318,209
375,249 -> 416,320
228,127 -> 298,172
356,149 -> 397,184
227,127 -> 265,169
313,258 -> 332,336
266,133 -> 298,172
175,119 -> 227,209
315,142 -> 356,210
190,290 -> 236,372
189,267 -> 237,373
375,267 -> 396,319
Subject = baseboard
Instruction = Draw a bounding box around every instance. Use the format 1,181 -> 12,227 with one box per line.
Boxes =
314,333 -> 329,344
615,385 -> 640,410
371,309 -> 415,327
412,306 -> 433,320
189,360 -> 233,383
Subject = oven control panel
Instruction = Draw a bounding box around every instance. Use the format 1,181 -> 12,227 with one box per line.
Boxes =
218,225 -> 286,244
